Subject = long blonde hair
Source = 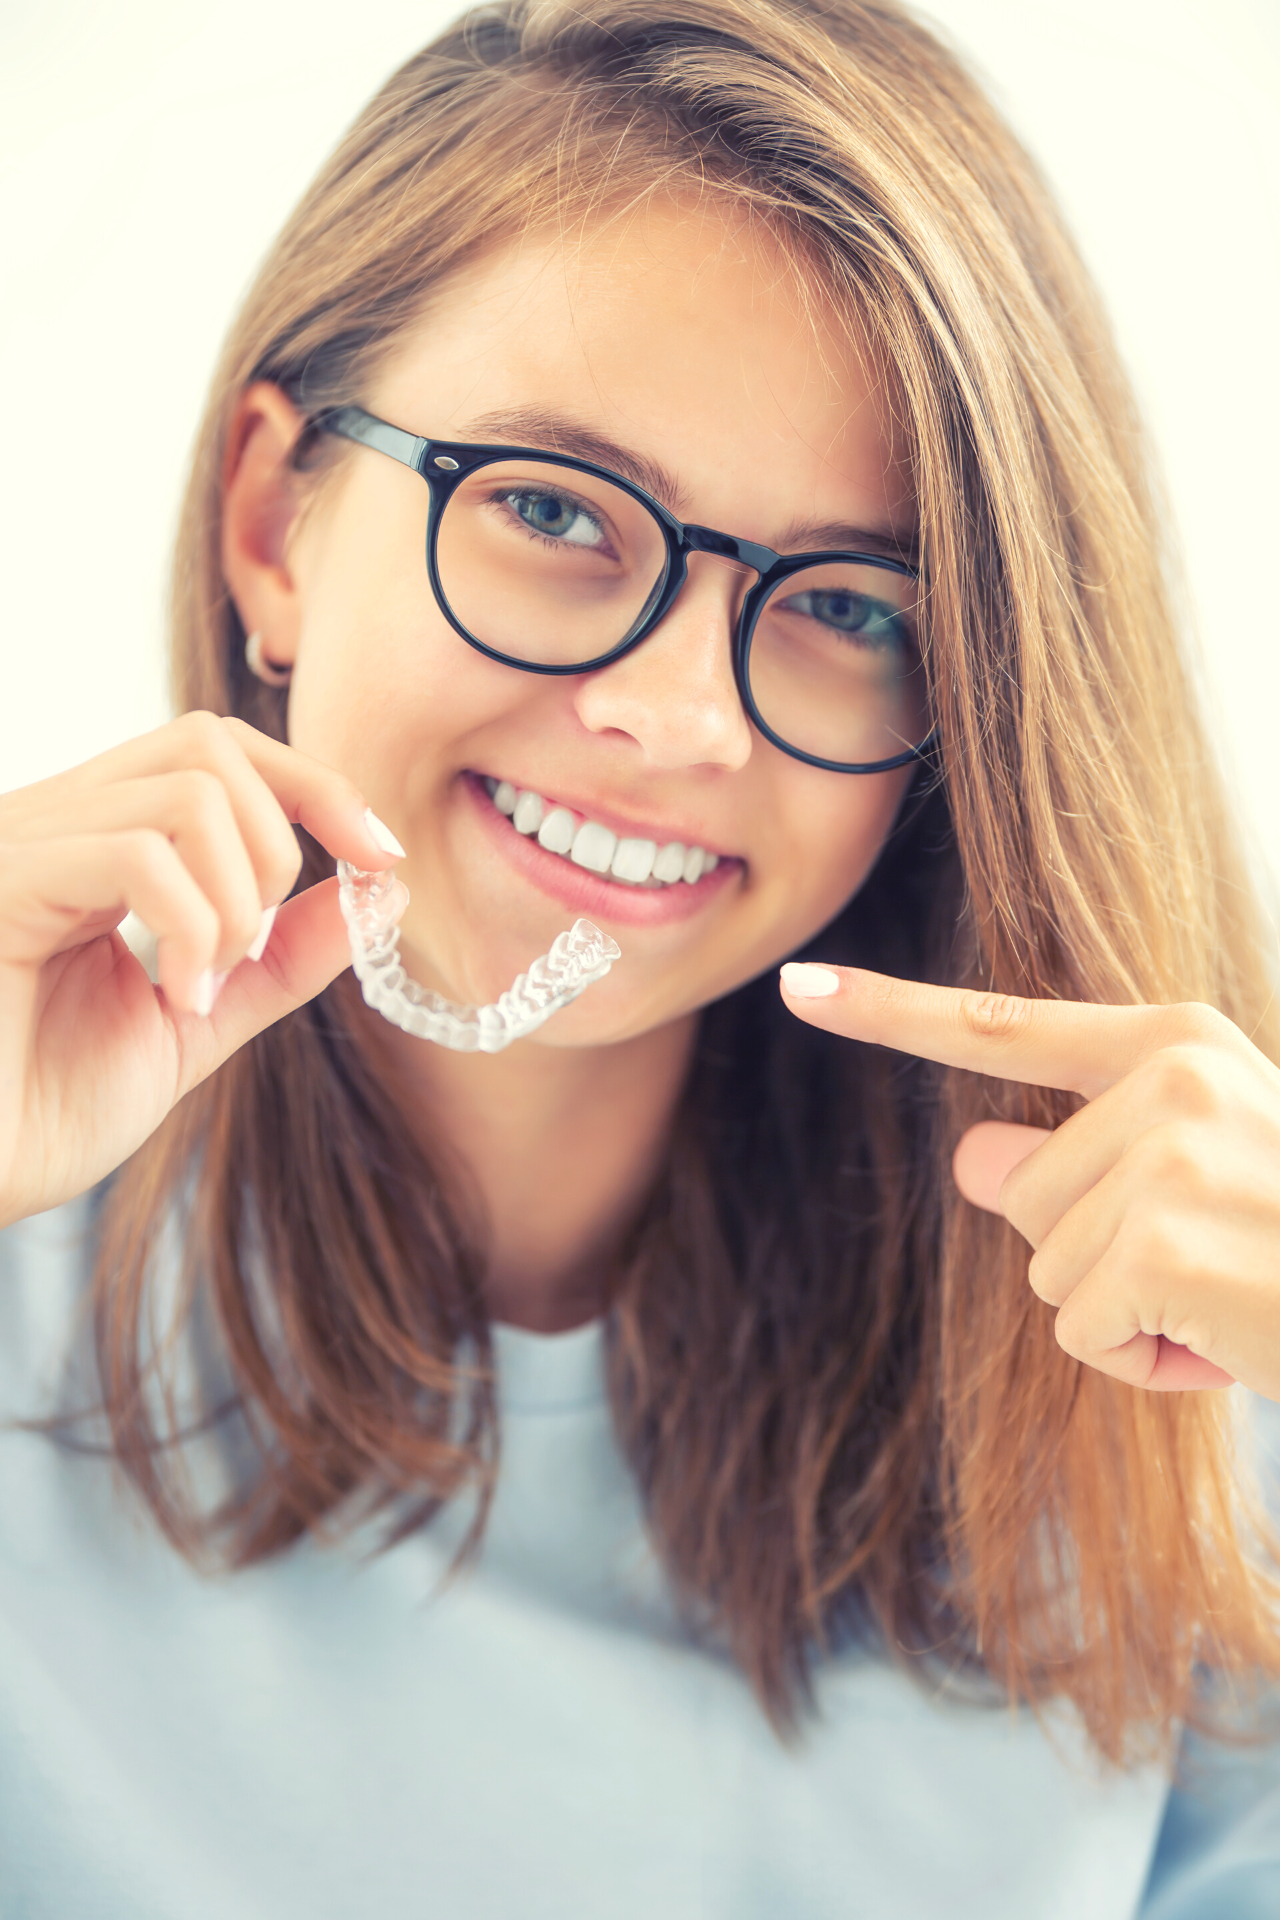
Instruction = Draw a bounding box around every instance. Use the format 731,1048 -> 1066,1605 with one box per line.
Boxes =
90,0 -> 1280,1768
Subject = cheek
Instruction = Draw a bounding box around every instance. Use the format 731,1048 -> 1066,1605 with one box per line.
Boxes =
684,765 -> 911,1012
765,768 -> 912,926
284,488 -> 523,789
286,603 -> 455,796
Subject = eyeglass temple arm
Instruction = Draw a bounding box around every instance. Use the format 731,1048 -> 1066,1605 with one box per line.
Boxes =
313,406 -> 429,475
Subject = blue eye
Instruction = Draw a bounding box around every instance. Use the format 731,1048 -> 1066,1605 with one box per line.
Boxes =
784,588 -> 907,647
504,489 -> 607,549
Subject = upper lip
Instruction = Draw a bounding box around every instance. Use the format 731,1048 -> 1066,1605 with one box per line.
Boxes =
472,769 -> 736,859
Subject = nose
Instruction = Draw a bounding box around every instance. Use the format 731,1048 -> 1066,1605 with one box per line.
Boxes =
571,553 -> 755,771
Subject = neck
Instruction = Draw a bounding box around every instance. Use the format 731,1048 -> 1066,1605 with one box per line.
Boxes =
355,989 -> 698,1333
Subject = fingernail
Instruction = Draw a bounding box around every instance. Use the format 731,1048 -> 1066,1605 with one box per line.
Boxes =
192,968 -> 229,1017
780,962 -> 840,998
246,902 -> 278,962
363,807 -> 406,860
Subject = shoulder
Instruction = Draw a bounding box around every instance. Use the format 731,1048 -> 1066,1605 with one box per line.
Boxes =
0,1184 -> 106,1420
0,1184 -> 106,1285
1136,1387 -> 1280,1915
1138,1661 -> 1280,1916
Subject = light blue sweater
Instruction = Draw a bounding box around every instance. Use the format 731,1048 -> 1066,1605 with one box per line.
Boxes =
1,1188 -> 1277,1917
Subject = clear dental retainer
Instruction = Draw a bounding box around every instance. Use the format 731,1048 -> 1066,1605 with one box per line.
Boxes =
336,861 -> 622,1053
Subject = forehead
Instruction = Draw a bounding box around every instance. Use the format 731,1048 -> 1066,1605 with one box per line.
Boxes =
374,194 -> 917,538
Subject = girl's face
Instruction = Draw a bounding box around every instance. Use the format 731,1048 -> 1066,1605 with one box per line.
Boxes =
283,198 -> 920,1044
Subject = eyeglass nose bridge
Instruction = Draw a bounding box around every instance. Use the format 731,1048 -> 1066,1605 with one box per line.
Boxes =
637,524 -> 781,686
679,524 -> 778,577
650,526 -> 776,675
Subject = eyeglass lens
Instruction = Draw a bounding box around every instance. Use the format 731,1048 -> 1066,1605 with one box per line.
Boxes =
435,458 -> 931,767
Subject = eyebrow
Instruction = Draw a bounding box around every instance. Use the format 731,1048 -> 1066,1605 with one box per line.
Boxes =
776,516 -> 919,565
460,408 -> 686,514
454,406 -> 919,564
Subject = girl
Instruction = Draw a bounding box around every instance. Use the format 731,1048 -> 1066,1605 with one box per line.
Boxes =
3,1 -> 1280,1911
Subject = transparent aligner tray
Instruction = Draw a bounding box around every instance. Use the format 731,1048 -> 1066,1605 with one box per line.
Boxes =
336,860 -> 621,1053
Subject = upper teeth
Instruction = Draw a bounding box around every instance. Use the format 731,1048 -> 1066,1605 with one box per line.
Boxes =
485,778 -> 719,887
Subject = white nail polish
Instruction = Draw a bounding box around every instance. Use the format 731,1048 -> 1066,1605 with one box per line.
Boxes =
780,963 -> 840,998
192,968 -> 217,1016
246,902 -> 278,963
363,807 -> 406,860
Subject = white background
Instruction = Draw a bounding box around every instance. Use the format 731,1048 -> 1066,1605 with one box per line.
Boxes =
2,0 -> 1278,911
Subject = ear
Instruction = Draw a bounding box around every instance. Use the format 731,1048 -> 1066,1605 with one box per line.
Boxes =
220,381 -> 310,671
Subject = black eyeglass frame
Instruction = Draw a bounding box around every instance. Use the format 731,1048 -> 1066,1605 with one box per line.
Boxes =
312,404 -> 939,775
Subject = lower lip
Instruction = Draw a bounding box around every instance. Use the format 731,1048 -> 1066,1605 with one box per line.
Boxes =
460,772 -> 740,928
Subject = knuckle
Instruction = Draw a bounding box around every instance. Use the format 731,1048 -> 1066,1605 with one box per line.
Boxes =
173,766 -> 231,831
121,829 -> 218,941
1103,1193 -> 1185,1277
957,989 -> 1032,1047
176,708 -> 229,758
122,826 -> 176,883
1123,1213 -> 1184,1276
278,840 -> 305,897
1141,1045 -> 1227,1119
1131,1120 -> 1209,1193
1151,1121 -> 1212,1190
1159,999 -> 1233,1048
1025,1250 -> 1055,1303
224,891 -> 264,952
261,821 -> 304,900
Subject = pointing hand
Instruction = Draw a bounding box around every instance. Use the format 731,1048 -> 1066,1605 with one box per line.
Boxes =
780,962 -> 1280,1398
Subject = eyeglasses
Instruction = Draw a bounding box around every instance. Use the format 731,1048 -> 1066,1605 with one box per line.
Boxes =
311,405 -> 938,775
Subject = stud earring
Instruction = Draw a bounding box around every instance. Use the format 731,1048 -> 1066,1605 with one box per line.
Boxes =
245,630 -> 292,687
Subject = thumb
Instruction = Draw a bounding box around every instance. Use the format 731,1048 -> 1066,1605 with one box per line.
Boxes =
952,1119 -> 1052,1214
176,876 -> 402,1081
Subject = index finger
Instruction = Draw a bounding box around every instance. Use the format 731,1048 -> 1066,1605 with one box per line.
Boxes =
63,713 -> 401,895
217,717 -> 403,871
778,962 -> 1234,1100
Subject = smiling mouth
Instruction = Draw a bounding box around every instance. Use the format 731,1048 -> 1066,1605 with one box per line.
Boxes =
478,775 -> 724,888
